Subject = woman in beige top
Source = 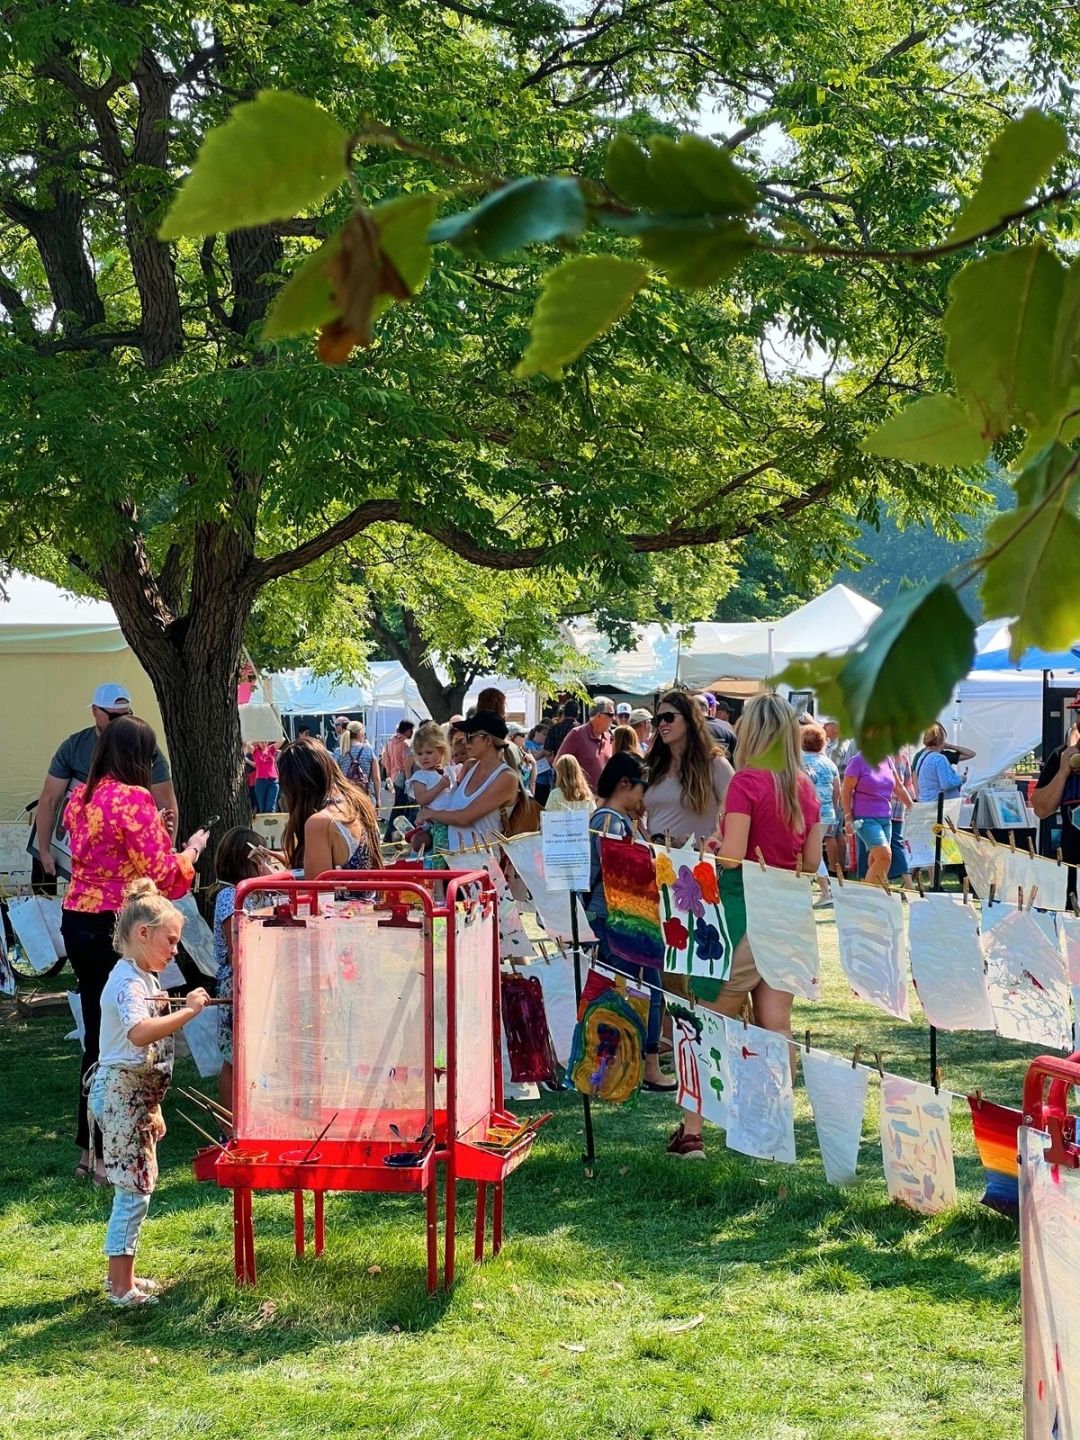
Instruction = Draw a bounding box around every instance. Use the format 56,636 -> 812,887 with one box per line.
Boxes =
644,690 -> 733,844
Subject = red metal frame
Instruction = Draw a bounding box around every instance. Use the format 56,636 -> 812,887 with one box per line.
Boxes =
191,868 -> 548,1291
1022,1051 -> 1080,1168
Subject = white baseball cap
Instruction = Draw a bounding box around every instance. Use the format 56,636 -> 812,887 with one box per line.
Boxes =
615,702 -> 632,717
90,683 -> 132,713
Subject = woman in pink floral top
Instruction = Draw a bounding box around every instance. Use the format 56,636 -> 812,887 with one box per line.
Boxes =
62,717 -> 209,1182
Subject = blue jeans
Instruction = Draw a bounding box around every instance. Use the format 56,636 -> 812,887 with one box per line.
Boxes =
590,916 -> 662,1055
104,1186 -> 151,1257
253,778 -> 279,814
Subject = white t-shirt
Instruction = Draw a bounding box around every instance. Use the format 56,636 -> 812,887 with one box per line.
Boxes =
98,957 -> 163,1067
407,766 -> 457,810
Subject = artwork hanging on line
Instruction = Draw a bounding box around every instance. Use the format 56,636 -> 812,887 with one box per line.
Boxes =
722,1017 -> 796,1164
472,850 -> 537,962
982,907 -> 1071,1051
500,972 -> 559,1085
1020,1124 -> 1080,1440
1000,847 -> 1070,911
967,1095 -> 1021,1218
904,800 -> 963,870
652,845 -> 733,983
832,883 -> 910,1021
740,862 -> 820,1000
800,1047 -> 870,1186
879,1073 -> 957,1215
1061,914 -> 1080,1048
533,953 -> 580,1065
498,833 -> 595,943
949,829 -> 1007,902
599,837 -> 665,970
670,1002 -> 729,1128
565,968 -> 649,1104
907,893 -> 995,1031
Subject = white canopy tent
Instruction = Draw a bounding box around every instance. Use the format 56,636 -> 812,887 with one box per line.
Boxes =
563,621 -> 686,695
937,670 -> 1049,787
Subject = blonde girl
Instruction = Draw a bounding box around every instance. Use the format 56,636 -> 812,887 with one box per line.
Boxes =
89,879 -> 209,1305
611,724 -> 641,757
546,755 -> 595,813
408,721 -> 456,852
668,695 -> 821,1160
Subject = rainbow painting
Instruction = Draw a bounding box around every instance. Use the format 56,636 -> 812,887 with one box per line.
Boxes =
599,837 -> 665,970
967,1095 -> 1021,1218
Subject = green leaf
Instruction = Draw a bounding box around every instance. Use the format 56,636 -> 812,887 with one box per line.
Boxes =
515,255 -> 649,380
263,232 -> 342,341
428,178 -> 586,259
840,584 -> 975,762
948,109 -> 1066,244
370,192 -> 440,323
604,133 -> 758,216
775,656 -> 854,738
945,245 -> 1067,435
159,92 -> 349,240
636,218 -> 754,288
979,445 -> 1080,658
861,394 -> 991,466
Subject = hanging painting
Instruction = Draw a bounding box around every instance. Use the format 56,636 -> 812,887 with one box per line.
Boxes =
1061,914 -> 1080,1048
982,908 -> 1071,1050
967,1095 -> 1021,1218
498,833 -> 595,943
907,893 -> 994,1031
879,1073 -> 957,1215
722,1018 -> 796,1164
472,850 -> 536,962
800,1047 -> 870,1186
904,800 -> 962,870
1000,847 -> 1070,911
1020,1125 -> 1080,1439
740,862 -> 820,1000
950,829 -> 1007,902
565,968 -> 648,1104
599,837 -> 665,970
832,884 -> 910,1021
653,845 -> 732,983
501,972 -> 559,1085
670,1003 -> 729,1128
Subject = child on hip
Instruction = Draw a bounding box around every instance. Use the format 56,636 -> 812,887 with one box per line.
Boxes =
89,879 -> 209,1307
407,723 -> 457,859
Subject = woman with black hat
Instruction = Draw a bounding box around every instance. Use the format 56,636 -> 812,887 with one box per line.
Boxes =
416,711 -> 521,853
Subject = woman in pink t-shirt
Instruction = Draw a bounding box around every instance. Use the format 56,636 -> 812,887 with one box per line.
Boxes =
668,694 -> 821,1160
251,741 -> 279,815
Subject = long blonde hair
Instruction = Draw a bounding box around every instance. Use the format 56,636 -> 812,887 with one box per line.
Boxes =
734,693 -> 806,832
554,754 -> 591,803
113,878 -> 181,953
611,724 -> 640,756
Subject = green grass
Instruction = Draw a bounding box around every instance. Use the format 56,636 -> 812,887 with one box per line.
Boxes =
0,916 -> 1036,1440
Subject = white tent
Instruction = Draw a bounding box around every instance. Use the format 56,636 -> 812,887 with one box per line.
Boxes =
259,667 -> 373,716
564,621 -> 686,695
938,668 -> 1080,786
677,585 -> 882,687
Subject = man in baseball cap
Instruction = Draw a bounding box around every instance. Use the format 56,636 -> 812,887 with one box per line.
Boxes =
698,691 -> 737,754
615,701 -> 632,720
34,681 -> 175,875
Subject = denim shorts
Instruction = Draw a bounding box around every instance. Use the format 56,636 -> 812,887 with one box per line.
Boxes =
853,817 -> 891,851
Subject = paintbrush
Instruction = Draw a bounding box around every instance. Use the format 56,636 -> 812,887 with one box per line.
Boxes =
176,1086 -> 233,1126
184,1084 -> 233,1122
298,1111 -> 339,1164
175,1109 -> 229,1154
156,995 -> 229,1007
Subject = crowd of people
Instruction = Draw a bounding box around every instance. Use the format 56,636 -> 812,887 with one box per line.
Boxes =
28,675 -> 1000,1298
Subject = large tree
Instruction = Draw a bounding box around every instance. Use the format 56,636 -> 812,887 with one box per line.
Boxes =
1,1 -> 1067,833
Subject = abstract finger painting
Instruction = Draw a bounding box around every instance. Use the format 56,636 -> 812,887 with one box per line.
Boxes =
879,1073 -> 956,1215
474,850 -> 537,961
832,884 -> 910,1021
653,845 -> 733,982
999,847 -> 1070,911
565,968 -> 649,1104
599,837 -> 665,970
907,893 -> 994,1031
801,1047 -> 869,1186
722,1018 -> 796,1164
741,862 -> 820,1000
982,907 -> 1071,1050
950,829 -> 1006,902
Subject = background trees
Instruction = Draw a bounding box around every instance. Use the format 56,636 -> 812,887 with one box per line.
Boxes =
2,2 -> 1072,825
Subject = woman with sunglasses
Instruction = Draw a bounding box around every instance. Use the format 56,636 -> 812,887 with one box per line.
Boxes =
669,693 -> 821,1159
644,691 -> 733,847
416,711 -> 520,853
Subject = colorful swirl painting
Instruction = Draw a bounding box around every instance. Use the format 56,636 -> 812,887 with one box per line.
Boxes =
565,967 -> 648,1104
599,837 -> 665,970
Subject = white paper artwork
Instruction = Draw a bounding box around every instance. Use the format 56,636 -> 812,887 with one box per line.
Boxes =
1061,916 -> 1080,1048
722,1018 -> 795,1164
904,800 -> 962,870
907,893 -> 994,1031
5,896 -> 61,974
879,1073 -> 957,1215
1020,1126 -> 1080,1439
475,851 -> 537,961
534,953 -> 580,1065
1000,848 -> 1070,912
498,833 -> 595,943
672,1005 -> 730,1128
950,829 -> 1007,902
981,898 -> 1060,947
832,884 -> 910,1021
800,1047 -> 869,1185
982,908 -> 1071,1051
741,863 -> 820,1000
174,892 -> 217,977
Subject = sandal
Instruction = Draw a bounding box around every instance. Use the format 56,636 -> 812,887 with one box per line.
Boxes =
104,1276 -> 160,1296
642,1078 -> 679,1093
107,1287 -> 159,1308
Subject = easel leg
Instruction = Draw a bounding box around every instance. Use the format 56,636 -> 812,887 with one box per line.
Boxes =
425,1181 -> 438,1295
444,1174 -> 457,1290
313,1191 -> 325,1257
234,1189 -> 256,1287
492,1185 -> 504,1257
474,1182 -> 487,1262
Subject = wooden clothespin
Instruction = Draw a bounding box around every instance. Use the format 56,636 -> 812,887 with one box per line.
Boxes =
973,1087 -> 984,1109
962,876 -> 969,905
834,864 -> 845,887
973,825 -> 981,839
1017,886 -> 1024,911
664,832 -> 672,852
915,871 -> 925,898
1028,884 -> 1039,911
804,1028 -> 812,1054
1057,847 -> 1064,867
1027,836 -> 1036,859
851,1044 -> 862,1070
874,1051 -> 885,1077
754,847 -> 767,873
988,883 -> 997,907
945,815 -> 958,835
880,880 -> 893,898
933,1066 -> 943,1096
795,853 -> 802,878
1009,830 -> 1016,853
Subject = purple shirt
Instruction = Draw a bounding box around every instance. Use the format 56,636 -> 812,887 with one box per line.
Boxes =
846,753 -> 896,819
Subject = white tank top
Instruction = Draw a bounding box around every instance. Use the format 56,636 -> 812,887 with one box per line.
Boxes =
446,761 -> 513,854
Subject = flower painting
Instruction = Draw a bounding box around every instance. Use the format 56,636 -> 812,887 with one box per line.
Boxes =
652,845 -> 733,982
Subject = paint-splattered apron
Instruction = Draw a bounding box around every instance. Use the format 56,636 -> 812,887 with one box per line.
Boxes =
87,1036 -> 174,1195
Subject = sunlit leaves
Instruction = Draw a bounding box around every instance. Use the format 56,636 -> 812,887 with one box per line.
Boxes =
428,178 -> 586,258
945,245 -> 1071,436
778,585 -> 975,762
635,219 -> 754,288
862,394 -> 990,466
604,133 -> 758,216
516,255 -> 649,379
980,444 -> 1080,659
263,233 -> 342,341
159,92 -> 349,240
948,109 -> 1067,244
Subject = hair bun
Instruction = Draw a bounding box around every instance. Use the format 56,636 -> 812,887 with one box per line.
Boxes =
123,877 -> 160,901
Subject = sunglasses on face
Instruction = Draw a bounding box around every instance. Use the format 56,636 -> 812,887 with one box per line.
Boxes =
655,711 -> 680,726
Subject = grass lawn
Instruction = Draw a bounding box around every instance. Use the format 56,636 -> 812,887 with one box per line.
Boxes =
0,913 -> 1037,1440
